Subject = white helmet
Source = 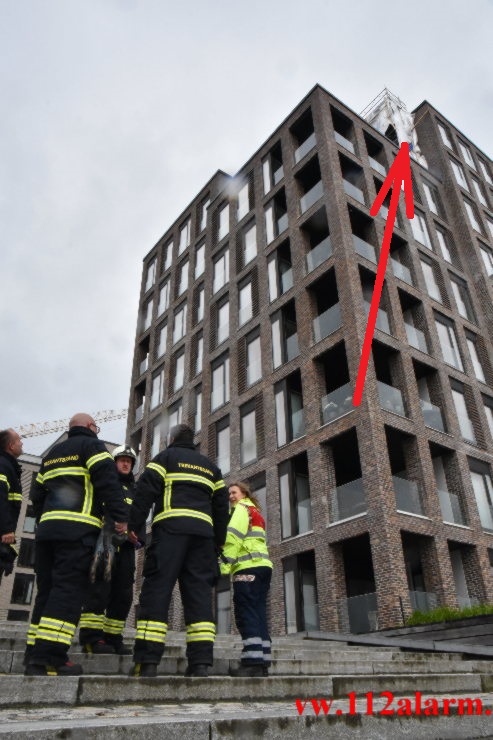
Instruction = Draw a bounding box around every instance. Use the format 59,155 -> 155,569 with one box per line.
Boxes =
112,444 -> 137,469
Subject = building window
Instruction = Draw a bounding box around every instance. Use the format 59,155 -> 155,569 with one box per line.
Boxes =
435,227 -> 453,263
177,258 -> 189,296
211,354 -> 230,410
466,335 -> 486,383
238,280 -> 253,327
450,159 -> 469,191
144,257 -> 157,292
262,142 -> 284,193
194,333 -> 204,376
217,298 -> 230,345
422,182 -> 440,215
246,332 -> 262,386
268,242 -> 293,301
283,551 -> 320,633
411,209 -> 432,248
420,258 -> 442,302
471,177 -> 487,207
199,196 -> 210,233
195,243 -> 205,279
463,199 -> 482,232
163,240 -> 173,272
480,245 -> 493,276
469,464 -> 493,532
237,176 -> 253,221
483,397 -> 493,440
240,402 -> 257,466
438,122 -> 453,149
150,419 -> 161,458
173,352 -> 185,392
274,372 -> 305,446
264,191 -> 288,243
279,453 -> 312,539
18,538 -> 36,568
142,299 -> 153,332
217,203 -> 230,242
11,574 -> 34,605
451,382 -> 476,443
194,386 -> 202,432
216,418 -> 230,474
179,217 -> 191,255
172,303 -> 187,344
156,322 -> 168,359
479,159 -> 492,186
167,400 -> 183,430
150,368 -> 164,409
23,505 -> 36,534
435,315 -> 464,371
242,223 -> 257,267
487,216 -> 493,241
458,141 -> 476,169
450,275 -> 475,322
158,280 -> 170,315
213,248 -> 229,294
271,302 -> 299,368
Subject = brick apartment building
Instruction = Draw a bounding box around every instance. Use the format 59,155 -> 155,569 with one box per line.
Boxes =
126,84 -> 493,635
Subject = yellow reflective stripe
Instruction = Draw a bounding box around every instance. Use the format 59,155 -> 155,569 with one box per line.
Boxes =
186,634 -> 215,642
36,631 -> 72,645
8,492 -> 22,501
164,480 -> 172,511
135,619 -> 167,643
82,473 -> 94,516
213,480 -> 225,491
42,466 -> 89,481
86,451 -> 113,469
39,510 -> 102,527
165,473 -> 215,491
124,497 -> 132,505
147,462 -> 167,480
0,474 -> 9,488
103,617 -> 125,634
79,613 -> 104,629
39,617 -> 76,631
36,473 -> 44,484
187,622 -> 215,632
27,623 -> 39,646
153,509 -> 213,526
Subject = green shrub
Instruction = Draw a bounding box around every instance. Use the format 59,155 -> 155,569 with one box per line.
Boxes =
406,603 -> 493,626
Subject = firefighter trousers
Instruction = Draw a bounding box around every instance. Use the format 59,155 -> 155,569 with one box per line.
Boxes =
79,543 -> 135,647
27,535 -> 97,666
233,566 -> 272,666
134,530 -> 216,667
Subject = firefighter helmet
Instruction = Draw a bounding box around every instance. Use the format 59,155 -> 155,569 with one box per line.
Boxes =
112,444 -> 137,469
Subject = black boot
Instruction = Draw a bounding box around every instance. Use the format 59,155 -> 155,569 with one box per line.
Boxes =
229,664 -> 264,678
25,661 -> 83,676
184,663 -> 209,677
83,640 -> 115,655
130,663 -> 157,677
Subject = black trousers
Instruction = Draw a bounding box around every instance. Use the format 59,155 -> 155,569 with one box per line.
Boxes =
233,567 -> 272,666
134,530 -> 216,666
79,544 -> 135,646
28,536 -> 96,666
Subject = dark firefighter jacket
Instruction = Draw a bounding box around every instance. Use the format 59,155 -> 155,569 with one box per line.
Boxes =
128,441 -> 229,547
103,472 -> 146,544
30,427 -> 129,541
0,451 -> 23,536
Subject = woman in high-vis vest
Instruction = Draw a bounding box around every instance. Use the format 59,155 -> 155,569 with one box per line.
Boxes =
220,480 -> 272,677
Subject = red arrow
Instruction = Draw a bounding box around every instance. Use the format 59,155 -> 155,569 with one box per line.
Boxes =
352,142 -> 415,406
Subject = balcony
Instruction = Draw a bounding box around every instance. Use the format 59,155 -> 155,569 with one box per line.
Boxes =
438,489 -> 465,525
286,333 -> 300,363
294,132 -> 316,163
139,356 -> 148,376
277,213 -> 289,235
353,234 -> 377,263
369,157 -> 386,177
331,477 -> 367,522
379,205 -> 389,220
313,303 -> 342,342
405,323 -> 428,353
394,475 -> 423,515
378,381 -> 405,415
420,399 -> 445,432
135,404 -> 144,424
456,595 -> 479,609
292,408 -> 305,439
300,180 -> 324,214
343,179 -> 365,204
390,258 -> 413,285
321,383 -> 354,424
273,164 -> 284,185
306,236 -> 333,273
440,344 -> 462,370
365,302 -> 391,334
280,267 -> 294,294
457,413 -> 476,444
334,131 -> 355,154
339,592 -> 378,634
409,590 -> 437,613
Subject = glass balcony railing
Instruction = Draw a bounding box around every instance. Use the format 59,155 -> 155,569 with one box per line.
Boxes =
286,333 -> 299,362
331,477 -> 367,522
306,236 -> 333,273
353,234 -> 377,263
273,165 -> 284,185
379,205 -> 389,220
438,489 -> 465,525
292,408 -> 305,439
457,414 -> 476,444
277,213 -> 288,235
280,267 -> 294,294
369,157 -> 386,177
456,595 -> 479,609
300,181 -> 324,213
378,381 -> 405,415
405,323 -> 428,353
440,344 -> 463,370
294,132 -> 316,163
135,404 -> 144,423
420,399 -> 445,432
365,301 -> 391,334
339,592 -> 378,634
343,179 -> 365,204
390,258 -> 413,285
334,131 -> 355,153
313,303 -> 342,342
139,357 -> 148,375
393,475 -> 423,515
409,590 -> 437,613
321,383 -> 354,424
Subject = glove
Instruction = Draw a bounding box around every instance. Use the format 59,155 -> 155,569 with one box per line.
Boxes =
89,528 -> 117,583
0,542 -> 18,577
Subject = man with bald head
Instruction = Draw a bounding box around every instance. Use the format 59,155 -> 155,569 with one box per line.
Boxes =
25,413 -> 128,676
0,428 -> 23,583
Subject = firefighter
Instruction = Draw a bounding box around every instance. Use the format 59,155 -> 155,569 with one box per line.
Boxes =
220,481 -> 272,677
0,428 -> 23,584
24,413 -> 128,676
128,423 -> 229,678
79,444 -> 143,655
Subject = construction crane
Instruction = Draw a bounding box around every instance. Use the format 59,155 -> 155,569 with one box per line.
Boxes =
18,409 -> 128,438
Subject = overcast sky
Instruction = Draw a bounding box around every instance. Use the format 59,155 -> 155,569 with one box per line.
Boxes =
1,0 -> 492,455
